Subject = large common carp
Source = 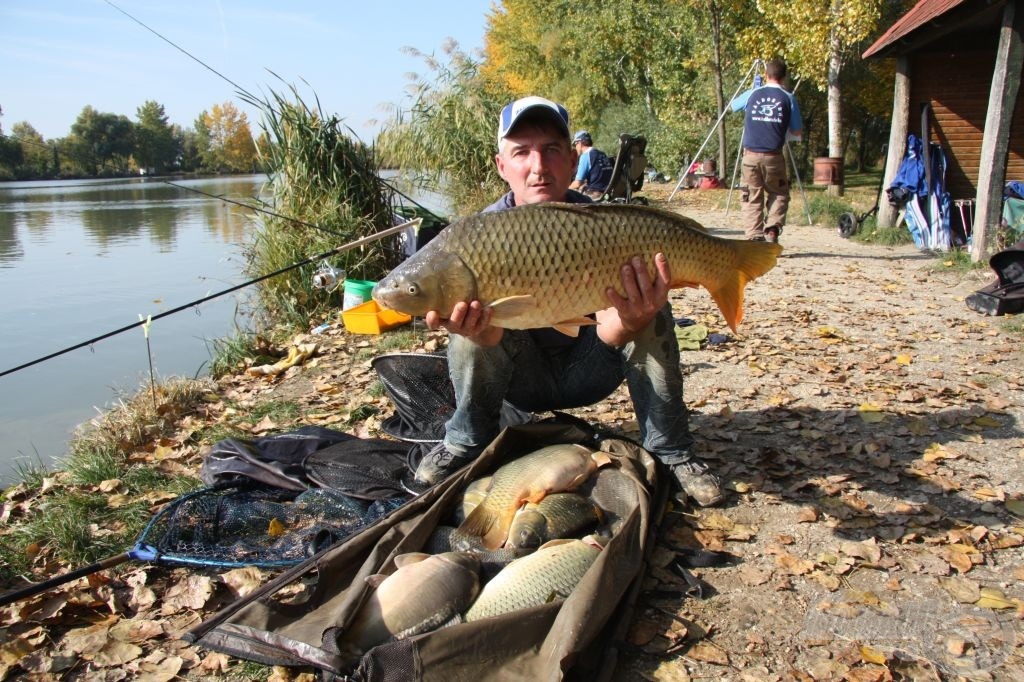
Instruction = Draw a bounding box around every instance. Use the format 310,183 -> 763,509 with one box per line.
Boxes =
457,443 -> 611,550
372,202 -> 782,334
339,551 -> 480,657
463,536 -> 603,622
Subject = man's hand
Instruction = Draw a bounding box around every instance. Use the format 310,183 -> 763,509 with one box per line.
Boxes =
598,252 -> 671,346
425,301 -> 504,347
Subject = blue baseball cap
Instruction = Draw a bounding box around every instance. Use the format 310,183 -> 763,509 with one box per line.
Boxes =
572,130 -> 592,145
497,96 -> 570,144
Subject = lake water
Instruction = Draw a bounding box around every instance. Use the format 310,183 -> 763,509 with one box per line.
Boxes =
0,173 -> 448,487
0,176 -> 267,485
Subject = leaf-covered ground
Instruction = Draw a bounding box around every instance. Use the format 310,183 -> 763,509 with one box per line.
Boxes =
2,186 -> 1022,681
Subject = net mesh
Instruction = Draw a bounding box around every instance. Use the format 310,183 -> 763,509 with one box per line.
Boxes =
140,486 -> 406,568
371,352 -> 455,443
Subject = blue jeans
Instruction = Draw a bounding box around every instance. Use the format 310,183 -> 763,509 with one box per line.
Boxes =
443,304 -> 694,466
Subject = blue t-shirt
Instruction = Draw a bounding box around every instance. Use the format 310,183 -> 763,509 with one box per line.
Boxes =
731,84 -> 802,152
574,148 -> 613,191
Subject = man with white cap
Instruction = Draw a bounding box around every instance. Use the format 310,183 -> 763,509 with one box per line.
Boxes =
412,95 -> 724,507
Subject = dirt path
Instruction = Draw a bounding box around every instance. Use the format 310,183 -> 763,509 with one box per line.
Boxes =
606,188 -> 1024,680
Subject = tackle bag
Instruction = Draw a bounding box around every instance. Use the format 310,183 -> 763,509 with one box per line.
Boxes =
184,419 -> 668,681
966,239 -> 1024,316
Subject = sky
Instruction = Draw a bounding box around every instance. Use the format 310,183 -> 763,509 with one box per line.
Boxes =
1,0 -> 495,143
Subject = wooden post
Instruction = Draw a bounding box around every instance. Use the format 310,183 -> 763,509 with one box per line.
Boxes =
972,0 -> 1024,262
878,57 -> 911,229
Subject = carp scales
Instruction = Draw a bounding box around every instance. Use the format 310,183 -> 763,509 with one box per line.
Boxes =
372,202 -> 782,334
457,443 -> 611,550
339,551 -> 480,656
463,536 -> 603,622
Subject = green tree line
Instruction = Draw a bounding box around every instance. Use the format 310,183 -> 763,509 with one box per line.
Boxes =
0,100 -> 262,180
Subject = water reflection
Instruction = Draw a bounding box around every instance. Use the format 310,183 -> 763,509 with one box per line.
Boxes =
0,176 -> 267,260
0,175 -> 266,486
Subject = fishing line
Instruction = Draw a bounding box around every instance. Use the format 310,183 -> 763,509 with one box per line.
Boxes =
0,220 -> 417,380
161,180 -> 350,238
103,0 -> 260,105
103,2 -> 447,224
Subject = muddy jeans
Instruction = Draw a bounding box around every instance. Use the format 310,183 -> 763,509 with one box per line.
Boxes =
741,150 -> 790,239
442,304 -> 694,466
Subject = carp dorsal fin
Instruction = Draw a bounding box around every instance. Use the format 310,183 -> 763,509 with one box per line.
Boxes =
552,317 -> 599,337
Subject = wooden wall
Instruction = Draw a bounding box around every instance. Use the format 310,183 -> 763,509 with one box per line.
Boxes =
910,49 -> 1024,200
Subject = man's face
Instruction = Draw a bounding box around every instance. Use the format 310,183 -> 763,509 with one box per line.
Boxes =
495,123 -> 577,205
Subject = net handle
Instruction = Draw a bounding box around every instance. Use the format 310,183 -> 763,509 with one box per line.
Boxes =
0,552 -> 133,607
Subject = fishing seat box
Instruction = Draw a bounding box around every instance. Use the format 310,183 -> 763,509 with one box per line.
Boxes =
966,242 -> 1024,316
185,421 -> 667,681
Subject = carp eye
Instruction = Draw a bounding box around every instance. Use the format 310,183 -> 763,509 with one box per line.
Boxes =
407,284 -> 418,295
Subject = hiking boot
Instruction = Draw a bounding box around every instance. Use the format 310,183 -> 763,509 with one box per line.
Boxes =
414,442 -> 475,486
670,458 -> 725,507
764,225 -> 781,243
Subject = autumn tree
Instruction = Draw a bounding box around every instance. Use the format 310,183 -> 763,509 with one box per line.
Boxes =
199,102 -> 257,173
134,100 -> 178,173
737,0 -> 886,167
482,0 -> 707,173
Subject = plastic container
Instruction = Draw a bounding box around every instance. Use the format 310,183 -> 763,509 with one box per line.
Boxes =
342,279 -> 376,310
342,300 -> 412,334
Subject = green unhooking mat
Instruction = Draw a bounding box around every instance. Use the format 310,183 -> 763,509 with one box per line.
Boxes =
184,420 -> 667,681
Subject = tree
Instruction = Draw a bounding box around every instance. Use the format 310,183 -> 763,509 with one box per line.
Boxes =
67,105 -> 135,175
11,122 -> 51,178
200,102 -> 257,173
481,0 -> 707,173
134,101 -> 178,173
0,106 -> 24,179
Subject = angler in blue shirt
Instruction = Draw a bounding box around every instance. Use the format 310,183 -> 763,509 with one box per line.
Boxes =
731,58 -> 803,243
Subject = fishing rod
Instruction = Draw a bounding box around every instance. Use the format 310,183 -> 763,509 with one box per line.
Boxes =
0,219 -> 418,380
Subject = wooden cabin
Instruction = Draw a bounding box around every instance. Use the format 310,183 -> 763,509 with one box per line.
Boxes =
863,0 -> 1023,257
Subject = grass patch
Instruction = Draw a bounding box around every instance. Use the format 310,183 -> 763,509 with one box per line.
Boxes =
247,399 -> 302,424
932,248 -> 987,275
208,329 -> 270,378
852,218 -> 915,246
1001,316 -> 1024,335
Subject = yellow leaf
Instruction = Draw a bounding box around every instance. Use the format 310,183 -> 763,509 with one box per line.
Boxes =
858,403 -> 885,423
895,353 -> 912,365
976,587 -> 1016,610
973,415 -> 1002,428
267,518 -> 285,537
859,645 -> 887,665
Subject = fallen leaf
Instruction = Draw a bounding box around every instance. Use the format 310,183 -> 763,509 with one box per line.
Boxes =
686,642 -> 730,665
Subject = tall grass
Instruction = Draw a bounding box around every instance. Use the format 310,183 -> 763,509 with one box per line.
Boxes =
376,40 -> 510,215
246,85 -> 401,329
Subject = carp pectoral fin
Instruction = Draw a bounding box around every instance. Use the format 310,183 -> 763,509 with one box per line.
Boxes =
552,317 -> 598,337
458,504 -> 500,547
487,294 -> 537,322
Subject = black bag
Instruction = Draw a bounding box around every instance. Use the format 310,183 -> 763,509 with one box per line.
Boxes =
966,241 -> 1024,316
184,420 -> 668,681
